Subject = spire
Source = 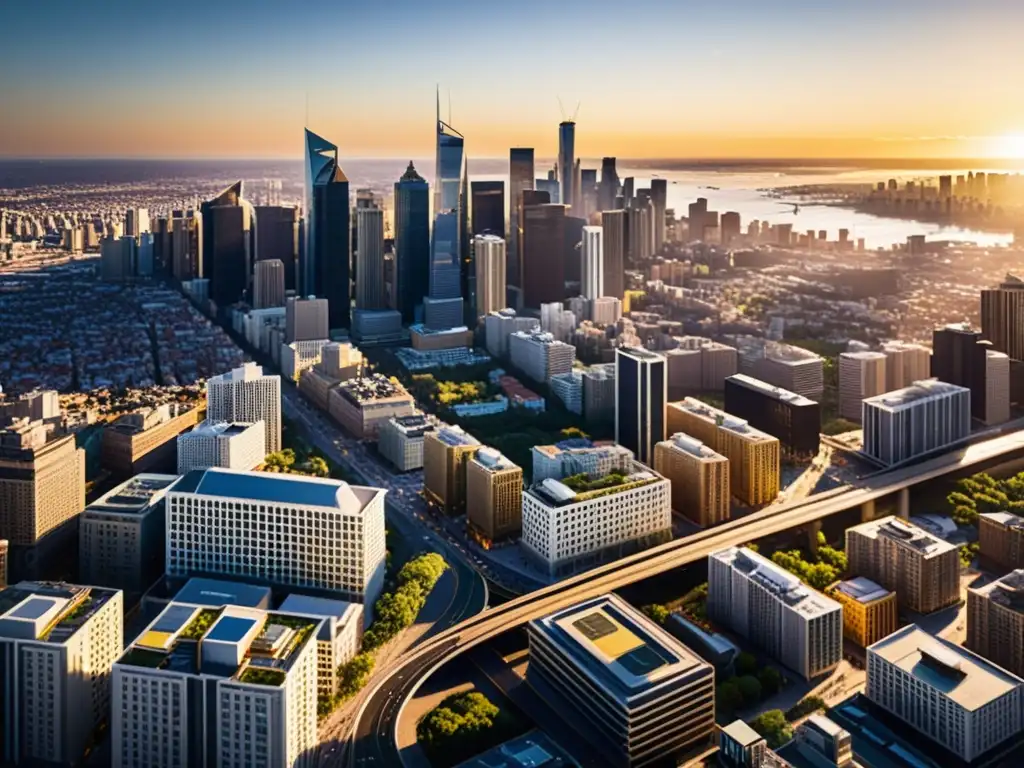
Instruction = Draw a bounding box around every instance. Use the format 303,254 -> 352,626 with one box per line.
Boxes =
400,161 -> 424,183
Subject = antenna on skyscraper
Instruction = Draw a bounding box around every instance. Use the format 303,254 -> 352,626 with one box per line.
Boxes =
558,97 -> 567,121
572,101 -> 581,121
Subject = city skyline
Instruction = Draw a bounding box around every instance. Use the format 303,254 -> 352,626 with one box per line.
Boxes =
4,1 -> 1024,160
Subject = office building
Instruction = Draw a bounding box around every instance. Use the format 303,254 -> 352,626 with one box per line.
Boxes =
979,510 -> 1024,571
0,419 -> 85,546
550,370 -> 583,414
825,577 -> 897,648
532,442 -> 633,482
558,120 -> 576,208
709,547 -> 842,679
527,594 -> 715,767
176,420 -> 266,473
601,209 -> 626,300
102,403 -> 199,476
862,379 -> 970,466
303,129 -> 351,330
522,203 -> 568,309
298,343 -> 364,412
880,341 -> 932,391
509,330 -> 575,383
654,433 -> 729,527
724,374 -> 820,456
650,178 -> 667,253
471,180 -> 504,237
167,468 -> 386,610
615,347 -> 666,466
170,212 -> 203,282
200,181 -> 253,308
867,624 -> 1024,763
278,593 -> 362,699
736,340 -> 824,400
598,157 -> 619,211
473,234 -> 506,318
423,425 -> 481,515
982,274 -> 1024,361
985,349 -> 1011,424
329,375 -> 415,440
664,338 -> 738,394
580,225 -> 603,300
522,462 -> 670,577
838,351 -> 887,422
466,448 -> 523,543
112,601 -> 319,768
394,161 -> 430,324
591,296 -> 623,325
508,148 -> 535,290
626,203 -> 652,264
932,324 -> 987,421
352,207 -> 383,311
378,413 -> 434,472
286,295 -> 330,343
583,363 -> 616,421
124,206 -> 150,237
720,211 -> 741,246
846,516 -> 959,614
254,258 -> 286,308
206,362 -> 281,455
253,205 -> 299,290
484,308 -> 539,358
424,93 -> 468,330
967,569 -> 1024,678
100,235 -> 138,282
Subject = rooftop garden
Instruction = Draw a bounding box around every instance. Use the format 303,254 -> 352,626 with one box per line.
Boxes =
179,608 -> 221,640
559,472 -> 656,502
239,667 -> 286,687
120,646 -> 168,669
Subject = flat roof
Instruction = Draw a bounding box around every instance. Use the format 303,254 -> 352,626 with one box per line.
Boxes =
87,473 -> 179,515
617,346 -> 664,361
972,570 -> 1024,614
278,594 -> 357,621
170,468 -> 381,513
0,581 -> 120,645
721,719 -> 764,748
715,547 -> 841,617
869,625 -> 1022,710
850,516 -> 956,557
662,433 -> 724,460
434,425 -> 481,448
671,398 -> 778,443
831,577 -> 892,604
174,577 -> 271,608
980,510 -> 1024,528
207,615 -> 257,643
726,373 -> 816,406
863,378 -> 969,410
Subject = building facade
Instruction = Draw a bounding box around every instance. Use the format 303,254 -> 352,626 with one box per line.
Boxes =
862,379 -> 970,466
724,374 -> 820,456
473,234 -> 506,319
880,341 -> 932,392
466,449 -> 523,543
378,413 -> 434,472
423,425 -> 481,515
303,129 -> 350,330
509,330 -> 576,383
355,207 -> 386,311
654,433 -> 730,527
176,420 -> 266,474
826,577 -> 898,648
981,274 -> 1024,361
838,351 -> 887,422
206,363 -> 282,455
967,569 -> 1024,679
979,511 -> 1024,571
328,376 -> 415,440
615,347 -> 667,467
393,162 -> 430,324
102,403 -> 199,476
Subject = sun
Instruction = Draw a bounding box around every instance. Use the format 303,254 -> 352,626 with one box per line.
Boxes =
990,134 -> 1024,159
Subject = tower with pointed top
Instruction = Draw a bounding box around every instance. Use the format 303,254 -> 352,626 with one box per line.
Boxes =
200,181 -> 253,309
303,129 -> 351,330
394,161 -> 430,324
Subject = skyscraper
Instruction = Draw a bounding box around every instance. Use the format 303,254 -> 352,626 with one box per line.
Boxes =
580,225 -> 604,300
601,209 -> 626,300
253,259 -> 286,309
171,211 -> 202,282
200,181 -> 253,307
473,234 -> 506,318
424,92 -> 467,330
394,161 -> 430,324
254,205 -> 299,291
981,274 -> 1024,361
471,180 -> 505,237
598,157 -> 620,212
650,178 -> 667,253
356,207 -> 385,310
564,214 -> 586,285
303,129 -> 351,330
508,148 -> 535,292
616,347 -> 667,466
286,296 -> 329,343
580,168 -> 598,218
931,324 -> 986,421
522,203 -> 567,309
558,120 -> 576,207
206,363 -> 281,454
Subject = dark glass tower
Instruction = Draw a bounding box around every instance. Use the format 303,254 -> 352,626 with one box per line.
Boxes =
254,205 -> 300,291
599,157 -> 620,212
394,161 -> 430,324
932,324 -> 987,421
522,203 -> 566,309
304,129 -> 351,330
508,148 -> 535,291
200,181 -> 253,309
615,347 -> 667,466
471,180 -> 505,237
558,121 -> 576,208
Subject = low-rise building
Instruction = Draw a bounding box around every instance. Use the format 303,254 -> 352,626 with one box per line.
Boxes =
328,374 -> 415,440
793,715 -> 853,768
102,403 -> 199,476
176,420 -> 266,473
653,433 -> 729,527
826,577 -> 897,648
278,594 -> 362,700
532,442 -> 634,483
281,339 -> 331,382
378,413 -> 434,471
979,510 -> 1024,571
423,425 -> 481,515
466,448 -> 523,544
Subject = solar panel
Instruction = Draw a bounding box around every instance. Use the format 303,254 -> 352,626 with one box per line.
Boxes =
573,612 -> 617,641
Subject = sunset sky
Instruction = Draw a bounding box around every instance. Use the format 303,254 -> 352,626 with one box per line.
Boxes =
3,0 -> 1024,159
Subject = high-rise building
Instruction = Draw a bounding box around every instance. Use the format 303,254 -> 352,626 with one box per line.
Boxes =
0,582 -> 123,767
424,93 -> 468,330
522,203 -> 568,309
253,258 -> 286,309
615,347 -> 666,466
626,203 -> 652,264
600,210 -> 626,300
825,577 -> 897,648
253,205 -> 299,291
285,296 -> 329,343
981,274 -> 1024,361
558,120 -> 576,208
393,161 -> 430,324
473,234 -> 506,318
880,341 -> 932,391
470,180 -> 504,238
112,601 -> 319,767
838,351 -> 887,421
466,448 -> 523,543
510,330 -> 576,383
563,214 -> 586,285
724,374 -> 820,456
378,413 -> 434,472
508,148 -> 535,291
967,569 -> 1024,678
102,403 -> 199,476
846,516 -> 959,614
200,181 -> 253,308
932,324 -> 987,421
527,594 -> 715,767
720,211 -> 741,246
483,308 -> 539,358
80,473 -> 176,593
423,424 -> 481,515
176,420 -> 266,474
579,168 -> 598,218
654,433 -> 729,527
303,129 -> 350,330
170,211 -> 202,282
979,510 -> 1024,571
867,625 -> 1024,763
167,468 -> 386,612
355,207 -> 386,310
650,178 -> 667,253
985,349 -> 1011,424
580,225 -> 604,300
688,198 -> 707,242
100,235 -> 137,282
205,363 -> 281,455
124,207 -> 150,238
862,379 -> 970,466
598,157 -> 620,212
709,546 -> 843,679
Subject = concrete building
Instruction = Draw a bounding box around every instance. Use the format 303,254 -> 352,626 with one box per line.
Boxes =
838,351 -> 887,422
355,207 -> 386,311
709,546 -> 842,679
285,296 -> 330,344
880,341 -> 932,392
466,448 -> 523,544
580,226 -> 603,300
80,474 -> 176,594
176,420 -> 266,473
532,442 -> 634,483
167,469 -> 387,614
985,349 -> 1011,425
0,419 -> 86,546
981,274 -> 1024,361
666,399 -> 780,507
550,370 -> 583,415
378,413 -> 434,472
328,375 -> 415,440
473,234 -> 506,319
616,347 -> 667,467
112,601 -> 319,768
736,339 -> 824,400
509,330 -> 576,383
967,569 -> 1024,678
484,308 -> 539,359
724,373 -> 820,456
102,403 -> 199,476
206,362 -> 281,455
527,594 -> 715,767
590,296 -> 622,325
867,624 -> 1024,763
665,339 -> 738,393
862,379 -> 971,466
979,510 -> 1024,571
253,258 -> 286,308
793,715 -> 853,768
846,516 -> 959,614
931,324 -> 988,422
654,433 -> 729,527
278,594 -> 362,700
601,209 -> 626,300
281,338 -> 331,382
825,577 -> 897,648
0,581 -> 124,767
522,462 -> 671,577
423,425 -> 481,515
582,363 -> 616,421
540,302 -> 577,343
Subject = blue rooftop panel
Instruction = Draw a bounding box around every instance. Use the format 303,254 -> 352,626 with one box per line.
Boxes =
8,597 -> 58,620
153,604 -> 198,633
180,469 -> 349,508
206,615 -> 256,643
175,578 -> 271,609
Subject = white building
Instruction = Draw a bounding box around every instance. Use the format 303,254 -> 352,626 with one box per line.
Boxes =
532,442 -> 634,482
0,582 -> 124,766
206,362 -> 281,455
278,594 -> 363,700
484,308 -> 539,359
377,413 -> 435,471
862,378 -> 971,465
580,226 -> 604,300
880,341 -> 932,392
737,338 -> 824,400
867,624 -> 1024,762
838,351 -> 887,422
522,462 -> 671,577
166,468 -> 386,618
708,546 -> 842,679
509,330 -> 576,383
281,339 -> 331,382
540,302 -> 577,342
549,370 -> 583,414
112,602 -> 320,768
356,207 -> 386,310
473,234 -> 506,318
985,349 -> 1011,425
176,420 -> 266,474
590,296 -> 622,325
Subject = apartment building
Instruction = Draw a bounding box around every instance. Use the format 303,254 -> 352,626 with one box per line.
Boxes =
825,577 -> 898,648
653,433 -> 729,527
206,362 -> 281,454
466,448 -> 523,543
423,425 -> 481,515
176,420 -> 266,473
378,413 -> 434,471
979,510 -> 1024,571
509,330 -> 576,383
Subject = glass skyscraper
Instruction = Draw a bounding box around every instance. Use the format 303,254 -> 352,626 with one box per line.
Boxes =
200,180 -> 253,310
616,347 -> 667,466
394,161 -> 430,324
303,129 -> 351,331
558,120 -> 576,208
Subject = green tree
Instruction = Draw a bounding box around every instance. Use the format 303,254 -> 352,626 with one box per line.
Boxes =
751,709 -> 793,748
307,455 -> 329,477
735,652 -> 758,677
736,675 -> 763,707
785,695 -> 826,720
641,604 -> 670,625
716,680 -> 744,717
338,652 -> 376,698
758,666 -> 783,697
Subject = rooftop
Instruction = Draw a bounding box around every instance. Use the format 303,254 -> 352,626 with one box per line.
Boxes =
980,510 -> 1024,529
717,547 -> 842,617
339,374 -> 410,404
182,420 -> 257,439
473,447 -> 519,473
662,433 -> 724,460
671,398 -> 778,443
830,577 -> 892,604
721,719 -> 764,748
0,581 -> 119,645
864,378 -> 969,410
86,473 -> 178,516
850,516 -> 956,557
972,569 -> 1024,614
433,424 -> 481,448
169,467 -> 383,514
841,351 -> 888,361
617,346 -> 665,362
390,413 -> 434,437
210,362 -> 272,383
726,373 -> 816,406
174,577 -> 271,609
528,467 -> 660,507
868,624 -> 1022,710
